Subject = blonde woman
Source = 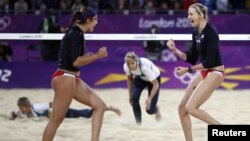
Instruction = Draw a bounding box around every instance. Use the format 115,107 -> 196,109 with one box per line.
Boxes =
123,51 -> 161,125
167,3 -> 225,141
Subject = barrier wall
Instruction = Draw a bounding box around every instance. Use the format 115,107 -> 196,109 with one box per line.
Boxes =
1,61 -> 249,89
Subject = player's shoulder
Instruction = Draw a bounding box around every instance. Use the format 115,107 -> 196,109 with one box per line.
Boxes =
65,26 -> 83,39
140,58 -> 153,69
206,23 -> 218,34
140,57 -> 151,63
204,23 -> 219,39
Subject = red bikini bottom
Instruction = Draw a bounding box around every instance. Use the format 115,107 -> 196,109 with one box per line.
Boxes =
200,69 -> 224,79
52,70 -> 79,79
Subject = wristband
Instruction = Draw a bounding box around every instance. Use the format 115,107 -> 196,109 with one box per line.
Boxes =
188,67 -> 193,73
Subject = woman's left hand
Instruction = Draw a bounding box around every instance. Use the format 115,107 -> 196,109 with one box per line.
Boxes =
175,67 -> 188,76
145,98 -> 151,110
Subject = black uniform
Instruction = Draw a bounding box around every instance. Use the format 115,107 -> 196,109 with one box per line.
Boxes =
58,25 -> 85,72
185,23 -> 223,68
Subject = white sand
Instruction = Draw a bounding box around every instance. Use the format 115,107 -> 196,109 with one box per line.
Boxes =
0,88 -> 250,141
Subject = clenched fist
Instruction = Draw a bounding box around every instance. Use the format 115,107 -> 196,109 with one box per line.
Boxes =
175,67 -> 188,76
97,47 -> 108,58
166,39 -> 176,52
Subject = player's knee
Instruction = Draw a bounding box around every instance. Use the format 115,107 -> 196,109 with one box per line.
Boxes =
98,103 -> 107,113
185,104 -> 197,117
178,102 -> 188,116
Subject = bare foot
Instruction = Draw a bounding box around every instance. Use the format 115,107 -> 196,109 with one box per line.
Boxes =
137,122 -> 142,126
155,107 -> 161,122
107,105 -> 122,116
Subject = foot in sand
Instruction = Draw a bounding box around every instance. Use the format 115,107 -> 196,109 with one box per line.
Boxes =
107,105 -> 122,116
155,107 -> 161,122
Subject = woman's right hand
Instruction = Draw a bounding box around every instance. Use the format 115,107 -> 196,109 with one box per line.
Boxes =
97,47 -> 108,59
166,39 -> 176,52
9,111 -> 16,120
175,66 -> 188,76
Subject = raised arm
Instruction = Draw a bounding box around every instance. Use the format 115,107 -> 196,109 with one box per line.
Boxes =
73,47 -> 108,67
166,39 -> 187,61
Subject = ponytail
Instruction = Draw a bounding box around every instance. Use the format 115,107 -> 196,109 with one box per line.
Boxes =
67,11 -> 80,29
67,7 -> 97,29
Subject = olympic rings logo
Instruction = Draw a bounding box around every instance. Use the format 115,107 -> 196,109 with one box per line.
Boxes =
173,69 -> 199,84
0,16 -> 11,31
161,49 -> 178,62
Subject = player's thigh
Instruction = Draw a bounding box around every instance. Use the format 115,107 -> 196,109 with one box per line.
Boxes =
74,79 -> 106,109
187,73 -> 223,108
180,74 -> 202,106
51,77 -> 76,118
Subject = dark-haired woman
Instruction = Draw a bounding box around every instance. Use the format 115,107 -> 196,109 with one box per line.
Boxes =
42,7 -> 121,141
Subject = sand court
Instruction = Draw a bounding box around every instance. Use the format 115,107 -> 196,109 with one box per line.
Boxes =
0,88 -> 249,141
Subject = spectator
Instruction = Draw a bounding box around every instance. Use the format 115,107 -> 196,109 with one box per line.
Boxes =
203,0 -> 216,13
132,0 -> 144,8
173,0 -> 182,10
44,0 -> 60,10
130,0 -> 144,9
59,0 -> 68,13
0,0 -> 4,7
159,1 -> 169,11
183,0 -> 198,10
216,0 -> 229,12
14,0 -> 28,14
0,0 -> 12,14
39,10 -> 62,61
99,0 -> 116,11
0,42 -> 12,62
71,0 -> 85,13
30,0 -> 47,15
87,0 -> 99,12
117,0 -> 129,9
144,0 -> 155,15
229,0 -> 246,10
143,24 -> 164,61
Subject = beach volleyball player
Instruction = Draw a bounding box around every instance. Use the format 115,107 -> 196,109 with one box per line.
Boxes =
167,3 -> 225,141
42,7 -> 121,141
